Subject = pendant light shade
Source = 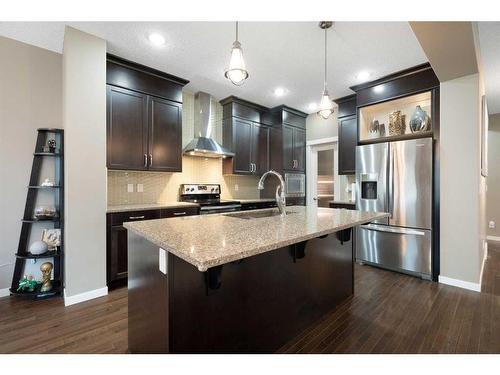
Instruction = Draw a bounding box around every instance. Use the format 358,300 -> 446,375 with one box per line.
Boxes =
316,21 -> 334,119
225,22 -> 249,86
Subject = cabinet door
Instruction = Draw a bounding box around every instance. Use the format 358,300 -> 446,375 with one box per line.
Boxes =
232,118 -> 253,174
269,127 -> 283,173
148,96 -> 182,172
293,127 -> 306,172
282,124 -> 295,171
338,115 -> 357,175
107,85 -> 149,170
109,225 -> 128,283
252,123 -> 269,175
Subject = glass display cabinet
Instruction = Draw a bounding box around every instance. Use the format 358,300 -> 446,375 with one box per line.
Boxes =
358,91 -> 432,143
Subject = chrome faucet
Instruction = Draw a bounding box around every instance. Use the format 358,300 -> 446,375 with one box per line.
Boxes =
258,170 -> 287,217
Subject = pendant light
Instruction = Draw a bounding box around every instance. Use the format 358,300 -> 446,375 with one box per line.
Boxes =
317,21 -> 335,119
225,21 -> 249,86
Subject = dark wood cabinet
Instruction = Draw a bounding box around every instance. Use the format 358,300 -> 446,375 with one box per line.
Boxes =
329,202 -> 356,210
106,55 -> 188,172
223,118 -> 269,175
335,94 -> 358,176
338,115 -> 357,175
148,96 -> 182,172
106,206 -> 198,288
106,86 -> 149,170
282,124 -> 305,172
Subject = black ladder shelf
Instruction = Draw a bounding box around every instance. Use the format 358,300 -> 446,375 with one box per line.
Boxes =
10,128 -> 64,299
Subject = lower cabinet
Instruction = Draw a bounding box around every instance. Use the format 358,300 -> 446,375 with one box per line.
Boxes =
329,202 -> 356,210
106,206 -> 199,288
240,201 -> 277,211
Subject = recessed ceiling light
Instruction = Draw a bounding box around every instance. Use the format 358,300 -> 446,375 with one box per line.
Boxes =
274,87 -> 286,97
356,71 -> 371,82
148,33 -> 166,46
308,103 -> 317,111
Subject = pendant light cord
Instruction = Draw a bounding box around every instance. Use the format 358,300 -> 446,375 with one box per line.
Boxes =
324,27 -> 328,91
236,21 -> 239,42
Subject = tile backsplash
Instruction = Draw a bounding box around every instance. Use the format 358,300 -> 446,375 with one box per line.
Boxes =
107,157 -> 260,206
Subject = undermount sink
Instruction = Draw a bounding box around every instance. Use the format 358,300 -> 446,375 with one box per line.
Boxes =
224,210 -> 296,219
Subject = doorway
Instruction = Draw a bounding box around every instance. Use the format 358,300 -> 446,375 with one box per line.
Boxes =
306,137 -> 339,207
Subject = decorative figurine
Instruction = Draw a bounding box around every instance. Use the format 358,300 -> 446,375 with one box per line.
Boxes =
40,262 -> 53,292
409,105 -> 431,133
29,240 -> 49,255
47,139 -> 56,153
378,123 -> 386,137
17,275 -> 39,292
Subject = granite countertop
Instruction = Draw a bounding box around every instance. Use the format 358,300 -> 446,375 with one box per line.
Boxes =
235,198 -> 277,204
124,206 -> 388,272
107,202 -> 199,213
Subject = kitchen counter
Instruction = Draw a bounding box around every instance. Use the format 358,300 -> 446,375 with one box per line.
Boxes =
127,205 -> 388,353
235,198 -> 276,204
125,206 -> 387,272
107,202 -> 198,213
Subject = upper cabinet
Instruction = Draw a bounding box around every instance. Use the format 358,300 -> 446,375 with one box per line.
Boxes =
350,63 -> 439,145
106,54 -> 188,172
220,98 -> 306,176
335,94 -> 357,175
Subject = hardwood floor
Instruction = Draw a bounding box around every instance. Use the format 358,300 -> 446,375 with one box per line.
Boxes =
1,244 -> 500,354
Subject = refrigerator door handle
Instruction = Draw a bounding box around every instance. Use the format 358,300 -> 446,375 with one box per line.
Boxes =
388,144 -> 394,219
360,224 -> 426,237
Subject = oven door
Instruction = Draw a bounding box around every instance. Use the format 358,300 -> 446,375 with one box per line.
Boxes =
199,204 -> 241,215
285,173 -> 305,197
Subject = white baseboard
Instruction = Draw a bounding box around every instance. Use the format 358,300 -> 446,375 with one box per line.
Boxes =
486,235 -> 500,242
438,276 -> 481,292
64,286 -> 108,307
0,288 -> 10,298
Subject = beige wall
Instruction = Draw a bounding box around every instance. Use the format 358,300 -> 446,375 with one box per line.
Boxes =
108,90 -> 260,205
440,73 -> 483,284
63,27 -> 107,299
306,108 -> 338,141
0,36 -> 62,292
487,113 -> 500,238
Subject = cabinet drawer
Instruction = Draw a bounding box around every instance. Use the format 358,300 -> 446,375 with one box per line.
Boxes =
161,206 -> 199,218
110,209 -> 161,225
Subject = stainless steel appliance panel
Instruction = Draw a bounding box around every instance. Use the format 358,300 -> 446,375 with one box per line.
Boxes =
284,173 -> 305,197
355,142 -> 389,225
389,138 -> 432,229
356,223 -> 432,277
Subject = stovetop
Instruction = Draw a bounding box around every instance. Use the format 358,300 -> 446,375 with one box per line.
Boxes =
179,184 -> 240,207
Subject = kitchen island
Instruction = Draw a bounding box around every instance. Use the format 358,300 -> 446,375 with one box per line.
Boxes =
125,206 -> 387,353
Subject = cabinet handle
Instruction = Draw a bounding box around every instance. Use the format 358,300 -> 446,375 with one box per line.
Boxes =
252,163 -> 256,172
173,212 -> 186,216
129,215 -> 145,220
149,154 -> 153,167
144,154 -> 147,167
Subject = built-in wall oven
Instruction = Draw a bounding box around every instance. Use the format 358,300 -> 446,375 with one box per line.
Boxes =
284,173 -> 305,197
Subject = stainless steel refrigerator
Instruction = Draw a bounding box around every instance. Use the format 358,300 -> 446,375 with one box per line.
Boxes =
355,137 -> 433,279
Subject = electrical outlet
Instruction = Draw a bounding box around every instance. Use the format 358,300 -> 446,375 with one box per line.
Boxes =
489,221 -> 496,229
137,184 -> 144,193
127,183 -> 134,193
234,184 -> 239,191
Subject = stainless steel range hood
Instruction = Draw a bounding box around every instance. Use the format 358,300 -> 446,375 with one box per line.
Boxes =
183,92 -> 234,158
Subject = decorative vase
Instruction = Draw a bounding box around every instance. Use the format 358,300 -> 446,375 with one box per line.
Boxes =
409,105 -> 431,133
388,111 -> 406,136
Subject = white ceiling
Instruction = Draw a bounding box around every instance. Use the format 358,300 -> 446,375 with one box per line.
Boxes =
0,22 -> 428,113
478,22 -> 500,115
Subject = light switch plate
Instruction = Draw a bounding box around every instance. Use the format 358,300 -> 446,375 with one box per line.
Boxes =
137,184 -> 144,193
159,248 -> 167,274
127,183 -> 134,193
234,184 -> 239,191
489,221 -> 496,229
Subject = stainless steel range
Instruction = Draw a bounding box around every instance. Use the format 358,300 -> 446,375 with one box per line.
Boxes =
179,184 -> 241,215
